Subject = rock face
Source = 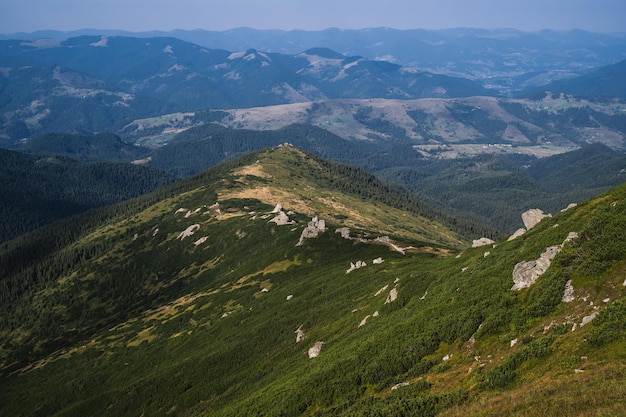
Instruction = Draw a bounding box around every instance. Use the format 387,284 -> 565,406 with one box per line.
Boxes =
522,209 -> 551,230
296,216 -> 326,246
472,237 -> 495,248
512,232 -> 578,290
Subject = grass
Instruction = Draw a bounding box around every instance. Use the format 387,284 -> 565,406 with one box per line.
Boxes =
1,147 -> 625,417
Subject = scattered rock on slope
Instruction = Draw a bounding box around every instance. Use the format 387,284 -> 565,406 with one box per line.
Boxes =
295,326 -> 306,343
507,228 -> 526,241
472,237 -> 494,248
308,341 -> 324,358
562,279 -> 575,302
177,224 -> 201,240
522,209 -> 552,230
385,287 -> 399,304
296,216 -> 326,246
346,261 -> 367,274
512,232 -> 578,290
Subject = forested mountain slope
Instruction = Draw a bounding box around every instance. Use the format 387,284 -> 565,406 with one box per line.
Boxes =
1,145 -> 625,416
0,35 -> 488,140
0,148 -> 175,242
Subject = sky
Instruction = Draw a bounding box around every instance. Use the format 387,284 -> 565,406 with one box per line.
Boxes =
1,0 -> 625,34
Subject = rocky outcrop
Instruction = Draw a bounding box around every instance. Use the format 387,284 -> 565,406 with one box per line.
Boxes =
308,341 -> 324,358
562,279 -> 575,302
269,210 -> 294,225
269,203 -> 295,225
296,216 -> 326,246
295,326 -> 306,343
346,261 -> 367,274
385,287 -> 398,304
177,224 -> 200,240
335,227 -> 408,254
512,232 -> 578,290
522,209 -> 551,230
512,245 -> 562,290
472,237 -> 494,248
375,285 -> 389,296
507,228 -> 526,241
561,203 -> 577,212
580,313 -> 598,327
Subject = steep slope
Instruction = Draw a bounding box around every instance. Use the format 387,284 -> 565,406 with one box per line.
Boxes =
0,148 -> 175,242
0,145 -> 466,368
1,146 -> 625,417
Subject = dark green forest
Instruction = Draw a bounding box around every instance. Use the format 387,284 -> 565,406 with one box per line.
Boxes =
0,149 -> 175,242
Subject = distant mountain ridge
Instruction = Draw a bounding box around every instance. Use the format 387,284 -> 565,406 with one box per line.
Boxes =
4,27 -> 626,95
537,59 -> 626,99
0,35 -> 489,140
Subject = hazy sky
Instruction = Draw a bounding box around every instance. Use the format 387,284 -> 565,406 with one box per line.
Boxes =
2,0 -> 625,34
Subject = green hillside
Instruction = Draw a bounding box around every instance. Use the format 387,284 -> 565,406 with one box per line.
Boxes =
1,146 -> 625,417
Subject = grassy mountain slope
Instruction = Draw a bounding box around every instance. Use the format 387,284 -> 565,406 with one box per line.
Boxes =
0,148 -> 175,243
142,122 -> 626,235
1,146 -> 625,416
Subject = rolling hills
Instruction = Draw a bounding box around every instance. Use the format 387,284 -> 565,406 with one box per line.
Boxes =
7,27 -> 626,96
1,145 -> 625,416
0,35 -> 489,141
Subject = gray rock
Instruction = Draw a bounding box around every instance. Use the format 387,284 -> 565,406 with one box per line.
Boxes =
562,279 -> 575,302
512,232 -> 578,291
472,237 -> 495,248
507,228 -> 526,241
522,209 -> 551,230
296,216 -> 326,246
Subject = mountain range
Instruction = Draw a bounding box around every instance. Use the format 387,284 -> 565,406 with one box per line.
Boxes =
5,27 -> 626,95
1,145 -> 624,416
0,35 -> 489,141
